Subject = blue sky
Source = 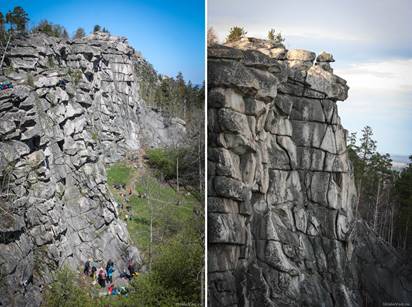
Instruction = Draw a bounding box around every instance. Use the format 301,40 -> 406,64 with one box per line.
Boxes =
209,0 -> 412,156
4,0 -> 205,84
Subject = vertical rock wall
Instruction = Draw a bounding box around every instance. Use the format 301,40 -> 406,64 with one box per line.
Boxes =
208,39 -> 359,306
0,32 -> 184,306
208,37 -> 412,307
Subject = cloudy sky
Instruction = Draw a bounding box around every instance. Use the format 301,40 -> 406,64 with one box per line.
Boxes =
209,0 -> 412,156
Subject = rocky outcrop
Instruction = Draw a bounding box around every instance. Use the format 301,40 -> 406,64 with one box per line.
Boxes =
208,37 -> 412,306
0,32 -> 184,306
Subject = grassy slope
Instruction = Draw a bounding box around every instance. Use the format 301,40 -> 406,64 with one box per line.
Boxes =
106,161 -> 198,261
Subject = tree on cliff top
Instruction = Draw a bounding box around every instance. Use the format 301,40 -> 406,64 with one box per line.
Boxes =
225,26 -> 247,43
32,20 -> 68,38
5,6 -> 29,32
207,27 -> 218,46
73,27 -> 85,39
268,28 -> 285,43
93,24 -> 101,33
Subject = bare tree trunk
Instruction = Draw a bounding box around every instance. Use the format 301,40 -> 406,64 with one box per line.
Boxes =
198,135 -> 203,196
0,32 -> 12,73
390,206 -> 394,246
403,217 -> 409,250
373,177 -> 381,232
201,265 -> 204,307
176,157 -> 179,193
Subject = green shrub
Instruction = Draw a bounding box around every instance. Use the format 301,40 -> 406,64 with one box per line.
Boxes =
47,56 -> 55,68
43,267 -> 93,307
91,131 -> 98,141
152,232 -> 203,303
128,273 -> 179,306
226,26 -> 247,43
146,148 -> 179,180
68,68 -> 82,85
107,163 -> 132,186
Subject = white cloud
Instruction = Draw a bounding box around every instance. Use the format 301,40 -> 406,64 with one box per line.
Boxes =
335,59 -> 412,92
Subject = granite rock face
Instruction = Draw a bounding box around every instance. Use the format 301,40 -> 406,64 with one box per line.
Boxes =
0,32 -> 185,306
208,38 -> 412,306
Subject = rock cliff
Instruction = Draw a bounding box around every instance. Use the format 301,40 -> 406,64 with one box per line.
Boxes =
208,37 -> 412,306
0,31 -> 184,306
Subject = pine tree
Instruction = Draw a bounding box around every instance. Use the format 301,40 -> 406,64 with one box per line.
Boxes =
6,6 -> 29,32
93,25 -> 101,33
268,29 -> 275,40
225,26 -> 247,43
74,27 -> 85,39
62,29 -> 69,39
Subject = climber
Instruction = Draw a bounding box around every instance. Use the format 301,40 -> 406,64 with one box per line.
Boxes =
97,267 -> 106,288
83,260 -> 91,275
128,186 -> 132,195
106,259 -> 114,283
120,270 -> 131,279
107,264 -> 115,283
57,79 -> 68,89
127,259 -> 136,278
91,265 -> 97,279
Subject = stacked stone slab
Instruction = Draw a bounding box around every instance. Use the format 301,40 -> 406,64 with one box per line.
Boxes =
208,38 -> 412,306
0,32 -> 185,306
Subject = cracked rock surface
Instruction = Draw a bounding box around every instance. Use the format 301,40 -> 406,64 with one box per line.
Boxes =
208,37 -> 412,306
0,31 -> 185,306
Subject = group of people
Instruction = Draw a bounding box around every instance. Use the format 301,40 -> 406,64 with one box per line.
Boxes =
0,81 -> 13,97
83,259 -> 115,288
83,258 -> 138,296
0,81 -> 13,91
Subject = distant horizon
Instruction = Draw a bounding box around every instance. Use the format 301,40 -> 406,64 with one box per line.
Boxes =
209,0 -> 412,156
3,0 -> 205,84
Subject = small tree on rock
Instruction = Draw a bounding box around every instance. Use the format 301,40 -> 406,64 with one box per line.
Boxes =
225,26 -> 246,43
62,29 -> 69,39
93,24 -> 101,33
268,29 -> 275,40
268,28 -> 285,43
73,27 -> 85,39
207,27 -> 218,46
